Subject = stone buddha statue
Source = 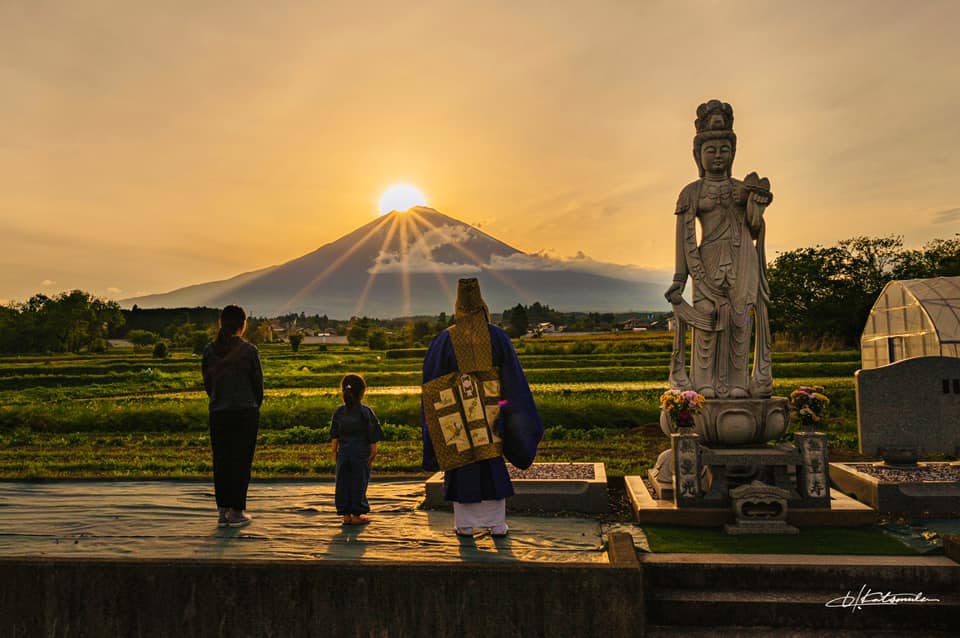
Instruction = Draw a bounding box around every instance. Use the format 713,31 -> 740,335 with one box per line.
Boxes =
665,99 -> 775,400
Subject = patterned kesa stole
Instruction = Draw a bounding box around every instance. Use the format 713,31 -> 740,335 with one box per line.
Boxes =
422,321 -> 504,470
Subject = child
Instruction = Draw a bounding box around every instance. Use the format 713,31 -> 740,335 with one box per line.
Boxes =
330,374 -> 384,525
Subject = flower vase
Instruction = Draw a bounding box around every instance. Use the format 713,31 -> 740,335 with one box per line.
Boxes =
676,416 -> 695,434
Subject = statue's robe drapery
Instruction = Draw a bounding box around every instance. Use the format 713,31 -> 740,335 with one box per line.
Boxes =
421,324 -> 543,502
673,178 -> 773,397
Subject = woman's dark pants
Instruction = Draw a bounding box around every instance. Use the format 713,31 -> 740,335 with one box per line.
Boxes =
209,408 -> 259,510
335,440 -> 371,516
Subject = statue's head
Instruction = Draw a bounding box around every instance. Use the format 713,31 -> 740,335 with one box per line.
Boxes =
693,99 -> 737,177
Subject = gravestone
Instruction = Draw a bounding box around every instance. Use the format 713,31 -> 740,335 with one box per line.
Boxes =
855,356 -> 960,464
831,356 -> 960,513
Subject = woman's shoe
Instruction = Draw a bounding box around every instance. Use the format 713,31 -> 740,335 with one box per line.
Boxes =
226,509 -> 251,528
351,515 -> 371,525
491,524 -> 509,538
217,508 -> 228,528
454,527 -> 474,537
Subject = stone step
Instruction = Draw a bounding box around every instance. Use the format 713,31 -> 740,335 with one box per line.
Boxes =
646,588 -> 958,631
641,553 -> 959,592
646,626 -> 956,637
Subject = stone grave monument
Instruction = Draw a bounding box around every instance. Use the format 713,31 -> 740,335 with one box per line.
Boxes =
626,100 -> 871,529
831,356 -> 960,513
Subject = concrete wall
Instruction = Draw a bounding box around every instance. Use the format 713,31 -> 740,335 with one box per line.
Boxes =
1,558 -> 644,638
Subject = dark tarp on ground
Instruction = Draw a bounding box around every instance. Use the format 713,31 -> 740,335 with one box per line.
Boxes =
0,480 -> 609,562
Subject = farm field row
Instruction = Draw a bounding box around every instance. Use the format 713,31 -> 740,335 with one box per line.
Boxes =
0,426 -> 701,479
0,338 -> 865,478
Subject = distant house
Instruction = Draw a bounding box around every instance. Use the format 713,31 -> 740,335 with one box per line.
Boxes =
623,317 -> 668,331
860,276 -> 960,369
303,333 -> 349,345
536,322 -> 557,334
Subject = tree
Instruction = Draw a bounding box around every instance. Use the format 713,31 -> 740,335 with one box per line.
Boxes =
347,317 -> 371,345
289,332 -> 304,352
247,320 -> 272,344
0,290 -> 124,354
895,234 -> 960,279
507,303 -> 529,338
766,235 -> 936,347
192,330 -> 211,355
152,341 -> 169,359
367,329 -> 388,350
127,330 -> 158,346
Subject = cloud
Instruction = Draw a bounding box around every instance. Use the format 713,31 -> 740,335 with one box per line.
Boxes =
370,251 -> 481,274
106,287 -> 122,295
932,208 -> 960,224
369,223 -> 483,274
367,221 -> 668,283
40,279 -> 56,287
488,251 -> 667,282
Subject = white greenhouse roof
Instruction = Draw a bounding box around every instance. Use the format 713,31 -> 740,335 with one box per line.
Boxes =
894,276 -> 960,343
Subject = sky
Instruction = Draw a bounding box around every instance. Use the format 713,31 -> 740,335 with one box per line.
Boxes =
2,0 -> 959,304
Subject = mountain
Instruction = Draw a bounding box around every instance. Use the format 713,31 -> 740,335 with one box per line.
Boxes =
122,207 -> 669,317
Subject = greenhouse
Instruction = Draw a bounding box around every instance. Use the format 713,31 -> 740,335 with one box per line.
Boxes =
860,275 -> 960,369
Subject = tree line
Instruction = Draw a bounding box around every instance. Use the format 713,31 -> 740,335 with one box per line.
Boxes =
0,291 -> 125,354
767,234 -> 959,347
1,234 -> 955,354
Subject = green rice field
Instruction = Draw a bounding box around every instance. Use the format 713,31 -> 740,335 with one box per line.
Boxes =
0,333 -> 865,479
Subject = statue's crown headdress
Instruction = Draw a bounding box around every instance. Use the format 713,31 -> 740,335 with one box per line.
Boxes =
693,99 -> 737,177
695,100 -> 734,134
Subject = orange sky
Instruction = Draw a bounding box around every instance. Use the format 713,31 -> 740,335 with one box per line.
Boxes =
2,1 -> 958,304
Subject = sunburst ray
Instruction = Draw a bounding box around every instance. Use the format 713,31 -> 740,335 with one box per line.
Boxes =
278,215 -> 393,314
352,213 -> 402,317
407,209 -> 531,301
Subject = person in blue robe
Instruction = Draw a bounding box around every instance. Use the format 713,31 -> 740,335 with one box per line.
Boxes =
421,278 -> 544,537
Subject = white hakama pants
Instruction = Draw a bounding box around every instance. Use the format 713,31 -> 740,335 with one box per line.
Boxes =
453,499 -> 506,531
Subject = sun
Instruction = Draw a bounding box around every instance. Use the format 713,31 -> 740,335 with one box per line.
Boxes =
378,183 -> 427,216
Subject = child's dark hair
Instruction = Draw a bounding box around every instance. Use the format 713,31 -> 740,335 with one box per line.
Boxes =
214,305 -> 246,355
341,374 -> 366,407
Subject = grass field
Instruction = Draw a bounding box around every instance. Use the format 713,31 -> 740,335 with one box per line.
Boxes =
0,332 -> 867,479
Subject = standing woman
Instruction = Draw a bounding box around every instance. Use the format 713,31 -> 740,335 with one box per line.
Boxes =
201,305 -> 264,527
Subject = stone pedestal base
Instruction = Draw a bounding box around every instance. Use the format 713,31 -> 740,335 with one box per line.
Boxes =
648,437 -> 835,510
672,432 -> 702,506
723,480 -> 799,535
660,397 -> 790,446
795,432 -> 831,507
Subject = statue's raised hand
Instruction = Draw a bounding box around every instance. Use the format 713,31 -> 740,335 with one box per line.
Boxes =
743,172 -> 772,234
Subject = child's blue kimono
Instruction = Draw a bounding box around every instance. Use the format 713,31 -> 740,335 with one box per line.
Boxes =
331,404 -> 384,516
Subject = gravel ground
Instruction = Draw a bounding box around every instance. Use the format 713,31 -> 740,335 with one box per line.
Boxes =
851,463 -> 960,482
508,463 -> 595,480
